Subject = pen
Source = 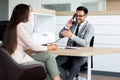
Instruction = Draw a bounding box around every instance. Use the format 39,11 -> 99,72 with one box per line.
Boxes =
51,38 -> 62,43
42,38 -> 62,46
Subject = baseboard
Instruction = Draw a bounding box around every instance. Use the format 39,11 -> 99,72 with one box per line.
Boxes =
92,70 -> 120,77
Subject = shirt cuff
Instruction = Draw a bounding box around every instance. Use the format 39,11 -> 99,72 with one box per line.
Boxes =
71,34 -> 74,39
64,26 -> 69,29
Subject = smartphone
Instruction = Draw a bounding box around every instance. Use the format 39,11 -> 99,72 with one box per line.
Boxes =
72,14 -> 76,19
72,14 -> 76,24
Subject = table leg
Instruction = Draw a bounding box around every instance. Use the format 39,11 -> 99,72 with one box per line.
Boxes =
87,56 -> 91,80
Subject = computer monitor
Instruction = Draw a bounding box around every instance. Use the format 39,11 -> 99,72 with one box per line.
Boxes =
0,21 -> 9,41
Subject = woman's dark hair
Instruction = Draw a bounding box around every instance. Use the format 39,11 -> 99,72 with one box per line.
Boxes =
3,4 -> 30,55
76,6 -> 88,15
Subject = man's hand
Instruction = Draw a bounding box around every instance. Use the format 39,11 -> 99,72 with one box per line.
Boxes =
66,18 -> 73,29
61,30 -> 73,39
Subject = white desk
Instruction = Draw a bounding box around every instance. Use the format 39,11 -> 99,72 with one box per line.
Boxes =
50,47 -> 120,80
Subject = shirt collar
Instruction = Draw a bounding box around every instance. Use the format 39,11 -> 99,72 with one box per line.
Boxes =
80,20 -> 87,26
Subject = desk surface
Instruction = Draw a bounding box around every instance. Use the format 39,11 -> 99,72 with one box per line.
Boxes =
50,47 -> 120,56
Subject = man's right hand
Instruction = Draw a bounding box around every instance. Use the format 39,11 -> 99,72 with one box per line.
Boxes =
66,18 -> 73,28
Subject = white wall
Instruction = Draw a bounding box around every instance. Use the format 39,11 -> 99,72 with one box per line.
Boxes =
88,16 -> 120,72
56,15 -> 120,72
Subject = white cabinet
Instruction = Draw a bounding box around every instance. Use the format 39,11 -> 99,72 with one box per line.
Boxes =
26,7 -> 56,44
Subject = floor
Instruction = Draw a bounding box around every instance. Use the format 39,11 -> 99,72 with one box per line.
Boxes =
92,74 -> 120,80
78,74 -> 120,80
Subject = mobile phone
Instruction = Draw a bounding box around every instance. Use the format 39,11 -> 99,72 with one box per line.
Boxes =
72,14 -> 76,24
64,28 -> 69,31
72,14 -> 76,19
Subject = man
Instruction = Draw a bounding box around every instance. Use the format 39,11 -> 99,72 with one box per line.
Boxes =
56,6 -> 94,80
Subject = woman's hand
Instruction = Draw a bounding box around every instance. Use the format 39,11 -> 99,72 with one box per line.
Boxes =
47,43 -> 58,51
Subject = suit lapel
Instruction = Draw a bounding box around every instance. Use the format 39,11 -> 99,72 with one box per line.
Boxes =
71,21 -> 88,35
79,21 -> 88,34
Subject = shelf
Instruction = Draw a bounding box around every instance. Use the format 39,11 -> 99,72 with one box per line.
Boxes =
31,12 -> 56,17
56,11 -> 120,16
26,7 -> 56,44
30,7 -> 56,16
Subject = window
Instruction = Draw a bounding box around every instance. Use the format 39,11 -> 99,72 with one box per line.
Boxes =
82,2 -> 99,11
42,4 -> 71,11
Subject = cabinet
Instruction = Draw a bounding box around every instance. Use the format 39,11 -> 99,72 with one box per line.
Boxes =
26,7 -> 56,44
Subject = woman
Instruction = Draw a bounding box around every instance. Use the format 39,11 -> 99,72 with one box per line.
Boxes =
3,4 -> 61,80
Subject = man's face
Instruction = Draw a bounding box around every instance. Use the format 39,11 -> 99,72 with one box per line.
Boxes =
75,10 -> 87,24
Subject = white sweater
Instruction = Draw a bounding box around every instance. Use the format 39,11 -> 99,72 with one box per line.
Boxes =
12,22 -> 47,63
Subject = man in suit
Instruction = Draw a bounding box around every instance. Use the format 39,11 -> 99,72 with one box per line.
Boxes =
56,6 -> 94,80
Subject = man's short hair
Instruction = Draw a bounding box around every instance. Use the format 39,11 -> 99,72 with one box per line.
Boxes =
76,6 -> 88,15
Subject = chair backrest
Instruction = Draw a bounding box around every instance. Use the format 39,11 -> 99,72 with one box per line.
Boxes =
80,36 -> 94,72
0,21 -> 9,41
0,47 -> 23,80
90,36 -> 94,47
0,47 -> 46,80
89,36 -> 94,68
0,52 -> 6,80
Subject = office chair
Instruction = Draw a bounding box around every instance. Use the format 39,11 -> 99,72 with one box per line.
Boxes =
75,36 -> 94,80
0,47 -> 46,80
60,36 -> 94,80
0,21 -> 46,80
0,21 -> 9,46
80,36 -> 94,72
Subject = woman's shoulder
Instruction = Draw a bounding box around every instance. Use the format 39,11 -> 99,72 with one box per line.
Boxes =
18,22 -> 26,26
17,22 -> 26,28
17,22 -> 28,36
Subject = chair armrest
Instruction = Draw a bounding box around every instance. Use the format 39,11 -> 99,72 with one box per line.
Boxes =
20,64 -> 46,80
0,48 -> 46,80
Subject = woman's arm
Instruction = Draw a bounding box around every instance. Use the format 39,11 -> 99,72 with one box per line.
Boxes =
17,23 -> 57,52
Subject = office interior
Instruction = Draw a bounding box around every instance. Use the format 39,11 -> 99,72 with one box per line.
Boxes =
0,0 -> 120,77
